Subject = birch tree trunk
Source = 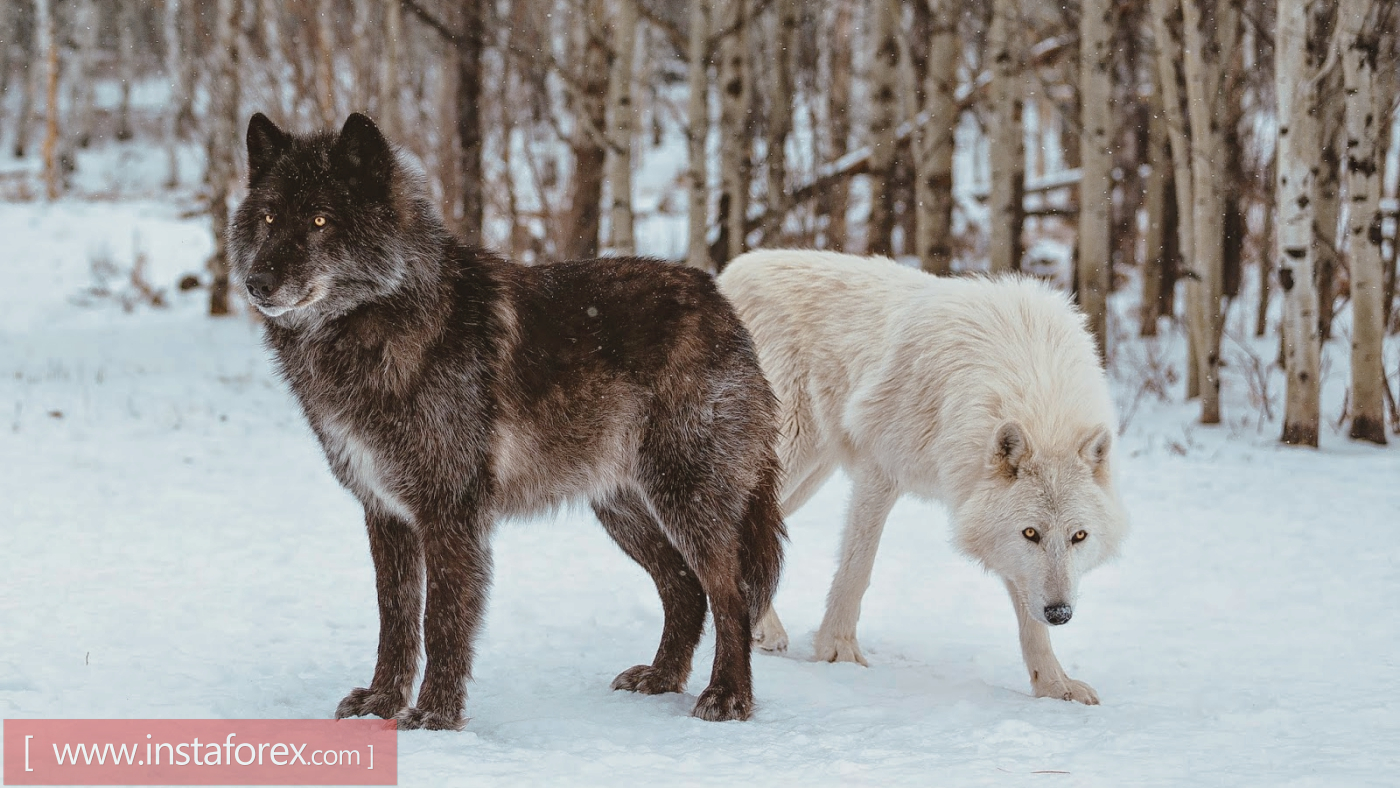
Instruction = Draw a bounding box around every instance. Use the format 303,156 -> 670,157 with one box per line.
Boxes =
1150,0 -> 1199,393
564,0 -> 609,259
987,0 -> 1023,274
163,0 -> 184,188
916,0 -> 958,276
207,0 -> 242,315
822,2 -> 854,250
38,0 -> 58,200
1276,0 -> 1322,446
718,0 -> 751,264
13,18 -> 35,159
379,0 -> 401,138
1341,0 -> 1387,443
70,0 -> 99,150
1315,75 -> 1344,341
761,0 -> 797,246
866,0 -> 901,257
1079,0 -> 1114,359
1142,85 -> 1170,336
456,2 -> 486,245
605,0 -> 638,254
116,0 -> 136,141
315,0 -> 337,127
351,0 -> 372,111
685,0 -> 710,270
1179,0 -> 1235,424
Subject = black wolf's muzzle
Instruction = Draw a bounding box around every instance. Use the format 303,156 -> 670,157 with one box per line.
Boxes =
246,272 -> 278,300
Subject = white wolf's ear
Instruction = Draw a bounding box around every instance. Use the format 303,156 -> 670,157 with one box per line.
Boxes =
247,113 -> 289,185
990,421 -> 1031,479
1080,426 -> 1112,478
332,113 -> 394,195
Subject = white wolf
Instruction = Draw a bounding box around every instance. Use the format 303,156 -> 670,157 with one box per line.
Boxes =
716,250 -> 1128,704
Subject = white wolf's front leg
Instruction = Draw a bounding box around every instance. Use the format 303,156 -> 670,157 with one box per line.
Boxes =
814,470 -> 899,666
1005,580 -> 1099,704
753,606 -> 790,652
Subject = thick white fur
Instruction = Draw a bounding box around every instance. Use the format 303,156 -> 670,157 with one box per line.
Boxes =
717,250 -> 1128,704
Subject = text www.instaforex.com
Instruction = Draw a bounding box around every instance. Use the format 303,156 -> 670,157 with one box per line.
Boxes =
3,719 -> 397,786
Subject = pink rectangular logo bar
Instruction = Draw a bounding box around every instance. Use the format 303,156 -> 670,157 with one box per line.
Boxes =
3,719 -> 396,785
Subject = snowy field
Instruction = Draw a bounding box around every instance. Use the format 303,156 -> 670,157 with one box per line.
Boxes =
3,197 -> 1400,787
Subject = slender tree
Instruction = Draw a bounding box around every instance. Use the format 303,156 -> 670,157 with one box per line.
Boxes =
207,0 -> 242,315
718,0 -> 752,264
1179,0 -> 1237,424
866,0 -> 901,257
605,0 -> 639,254
1277,0 -> 1323,446
38,0 -> 58,199
1079,0 -> 1115,359
915,0 -> 959,275
987,0 -> 1023,273
685,0 -> 711,270
1341,0 -> 1387,443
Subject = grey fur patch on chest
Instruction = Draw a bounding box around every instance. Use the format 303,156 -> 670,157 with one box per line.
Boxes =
320,416 -> 414,523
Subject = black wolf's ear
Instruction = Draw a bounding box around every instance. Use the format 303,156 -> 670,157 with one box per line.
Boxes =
246,113 -> 289,185
331,113 -> 393,195
1080,426 -> 1112,477
990,421 -> 1031,480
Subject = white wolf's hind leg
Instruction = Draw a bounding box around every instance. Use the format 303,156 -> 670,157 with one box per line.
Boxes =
753,606 -> 790,652
814,470 -> 898,666
1005,580 -> 1099,705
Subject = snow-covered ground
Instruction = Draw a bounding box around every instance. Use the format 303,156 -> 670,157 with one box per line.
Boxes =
3,195 -> 1400,787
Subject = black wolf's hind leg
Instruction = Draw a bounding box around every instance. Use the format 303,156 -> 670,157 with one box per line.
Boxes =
336,510 -> 423,721
593,491 -> 707,695
643,485 -> 755,722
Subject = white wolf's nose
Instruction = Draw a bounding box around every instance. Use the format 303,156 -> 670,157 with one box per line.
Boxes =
1044,604 -> 1072,625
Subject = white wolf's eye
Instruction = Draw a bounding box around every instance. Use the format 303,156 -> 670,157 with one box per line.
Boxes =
264,214 -> 274,224
1072,530 -> 1088,544
313,216 -> 327,227
1022,527 -> 1040,543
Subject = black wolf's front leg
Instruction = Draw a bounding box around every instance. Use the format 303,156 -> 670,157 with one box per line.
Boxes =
336,510 -> 423,720
395,507 -> 492,731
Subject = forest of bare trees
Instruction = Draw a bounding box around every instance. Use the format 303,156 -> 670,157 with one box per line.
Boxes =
1,0 -> 1399,447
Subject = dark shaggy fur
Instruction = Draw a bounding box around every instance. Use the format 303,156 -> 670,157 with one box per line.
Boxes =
228,113 -> 785,730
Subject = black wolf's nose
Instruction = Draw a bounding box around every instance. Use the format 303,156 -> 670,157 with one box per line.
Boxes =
246,272 -> 278,299
1044,604 -> 1072,625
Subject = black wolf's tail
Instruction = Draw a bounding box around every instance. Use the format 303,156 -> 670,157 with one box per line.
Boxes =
740,456 -> 786,625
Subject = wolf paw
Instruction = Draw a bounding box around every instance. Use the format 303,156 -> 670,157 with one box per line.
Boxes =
813,630 -> 869,666
1033,675 -> 1099,705
691,685 -> 753,722
753,622 -> 789,653
611,664 -> 684,695
394,707 -> 466,731
334,687 -> 407,720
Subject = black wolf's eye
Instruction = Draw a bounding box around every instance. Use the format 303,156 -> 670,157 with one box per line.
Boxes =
1072,530 -> 1088,544
264,214 -> 275,224
1022,527 -> 1040,543
313,216 -> 327,228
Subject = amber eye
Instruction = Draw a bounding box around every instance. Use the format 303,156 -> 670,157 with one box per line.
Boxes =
264,214 -> 274,224
1072,530 -> 1089,544
313,216 -> 327,227
1022,527 -> 1040,543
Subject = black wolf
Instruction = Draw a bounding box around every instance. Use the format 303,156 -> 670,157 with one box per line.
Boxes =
227,113 -> 785,730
